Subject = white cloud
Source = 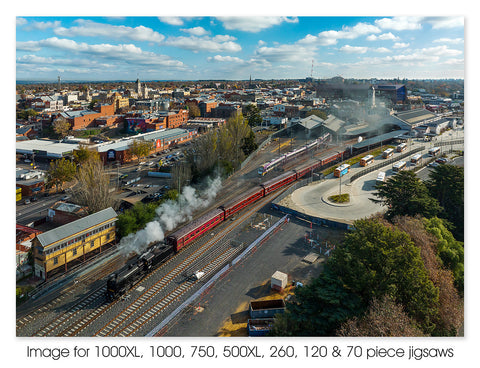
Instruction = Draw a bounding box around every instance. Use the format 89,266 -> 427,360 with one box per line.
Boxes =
158,16 -> 186,26
54,19 -> 165,43
425,17 -> 464,29
366,32 -> 399,41
254,44 -> 315,64
207,55 -> 245,63
27,20 -> 61,31
375,47 -> 391,53
393,42 -> 410,49
375,16 -> 423,31
16,37 -> 184,68
301,22 -> 381,46
339,45 -> 368,54
433,38 -> 464,45
165,35 -> 241,53
16,17 -> 28,27
181,27 -> 209,36
217,16 -> 298,32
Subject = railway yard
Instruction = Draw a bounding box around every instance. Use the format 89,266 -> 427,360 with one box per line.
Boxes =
16,129 -> 464,337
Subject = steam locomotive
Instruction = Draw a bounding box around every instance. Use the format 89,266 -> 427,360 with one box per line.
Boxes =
106,149 -> 351,301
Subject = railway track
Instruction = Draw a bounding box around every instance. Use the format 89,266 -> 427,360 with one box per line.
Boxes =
18,179 -> 292,337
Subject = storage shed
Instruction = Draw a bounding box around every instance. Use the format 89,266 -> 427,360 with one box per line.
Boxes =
271,270 -> 288,291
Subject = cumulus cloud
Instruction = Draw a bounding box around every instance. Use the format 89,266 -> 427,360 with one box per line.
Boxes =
425,17 -> 464,29
16,37 -> 184,68
165,35 -> 241,53
26,20 -> 62,31
393,42 -> 410,49
375,16 -> 423,31
339,45 -> 368,54
217,16 -> 298,32
16,17 -> 27,27
366,32 -> 400,41
207,55 -> 245,63
158,16 -> 188,26
433,38 -> 464,45
300,22 -> 381,46
180,26 -> 209,36
54,19 -> 165,43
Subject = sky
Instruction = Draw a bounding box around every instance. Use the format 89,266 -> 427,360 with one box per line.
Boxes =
15,14 -> 464,82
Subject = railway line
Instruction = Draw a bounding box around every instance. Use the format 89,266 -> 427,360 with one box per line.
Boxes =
17,183 -> 290,337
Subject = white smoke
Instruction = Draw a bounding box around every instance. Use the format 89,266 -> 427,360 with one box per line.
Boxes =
118,176 -> 223,256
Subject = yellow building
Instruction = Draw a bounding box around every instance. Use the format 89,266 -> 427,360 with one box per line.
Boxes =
16,187 -> 21,202
33,207 -> 117,280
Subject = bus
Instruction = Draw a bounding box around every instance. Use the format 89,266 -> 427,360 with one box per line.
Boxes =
382,148 -> 394,159
428,147 -> 441,157
393,161 -> 407,172
334,164 -> 351,178
396,143 -> 407,152
360,154 -> 375,167
376,171 -> 386,184
410,153 -> 423,165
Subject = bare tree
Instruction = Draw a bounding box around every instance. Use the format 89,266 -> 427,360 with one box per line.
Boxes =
73,157 -> 117,213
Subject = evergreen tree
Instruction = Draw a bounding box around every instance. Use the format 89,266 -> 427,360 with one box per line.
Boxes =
372,170 -> 442,220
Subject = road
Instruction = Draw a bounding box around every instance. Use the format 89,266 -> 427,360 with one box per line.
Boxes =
280,134 -> 464,224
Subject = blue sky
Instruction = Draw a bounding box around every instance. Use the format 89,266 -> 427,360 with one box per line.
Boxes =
15,15 -> 464,81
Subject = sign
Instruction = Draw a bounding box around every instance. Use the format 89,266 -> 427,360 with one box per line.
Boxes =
107,149 -> 116,161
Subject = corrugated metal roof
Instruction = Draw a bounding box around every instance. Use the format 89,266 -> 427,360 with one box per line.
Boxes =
36,207 -> 117,248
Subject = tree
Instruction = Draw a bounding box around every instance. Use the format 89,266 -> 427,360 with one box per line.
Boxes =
372,170 -> 442,220
244,104 -> 262,126
241,129 -> 258,156
329,218 -> 439,334
426,164 -> 464,240
270,267 -> 362,336
73,144 -> 100,164
74,156 -> 116,214
186,102 -> 201,118
46,158 -> 77,192
423,217 -> 464,294
53,116 -> 71,138
337,295 -> 424,337
16,108 -> 38,120
393,216 -> 464,335
128,139 -> 152,163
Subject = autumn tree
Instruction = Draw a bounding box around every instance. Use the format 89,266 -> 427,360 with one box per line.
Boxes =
128,139 -> 152,164
337,295 -> 424,337
53,116 -> 71,138
393,216 -> 464,335
73,144 -> 100,164
73,156 -> 116,214
46,157 -> 77,192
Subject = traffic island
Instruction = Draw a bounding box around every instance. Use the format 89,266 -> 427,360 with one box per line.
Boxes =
327,193 -> 350,204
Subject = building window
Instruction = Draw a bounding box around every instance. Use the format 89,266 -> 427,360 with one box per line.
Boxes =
72,248 -> 77,256
53,257 -> 58,265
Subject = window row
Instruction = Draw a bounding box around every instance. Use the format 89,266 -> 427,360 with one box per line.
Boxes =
45,222 -> 115,255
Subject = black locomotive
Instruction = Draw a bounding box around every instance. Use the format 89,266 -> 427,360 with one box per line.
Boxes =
106,243 -> 174,301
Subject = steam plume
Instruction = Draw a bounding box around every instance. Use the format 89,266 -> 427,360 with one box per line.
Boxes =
118,176 -> 222,256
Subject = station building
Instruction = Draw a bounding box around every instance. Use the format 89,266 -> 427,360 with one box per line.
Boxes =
32,207 -> 117,280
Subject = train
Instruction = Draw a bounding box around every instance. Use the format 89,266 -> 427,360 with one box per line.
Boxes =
106,146 -> 350,301
257,133 -> 331,176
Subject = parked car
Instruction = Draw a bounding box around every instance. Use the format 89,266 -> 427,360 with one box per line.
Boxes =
435,157 -> 448,164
